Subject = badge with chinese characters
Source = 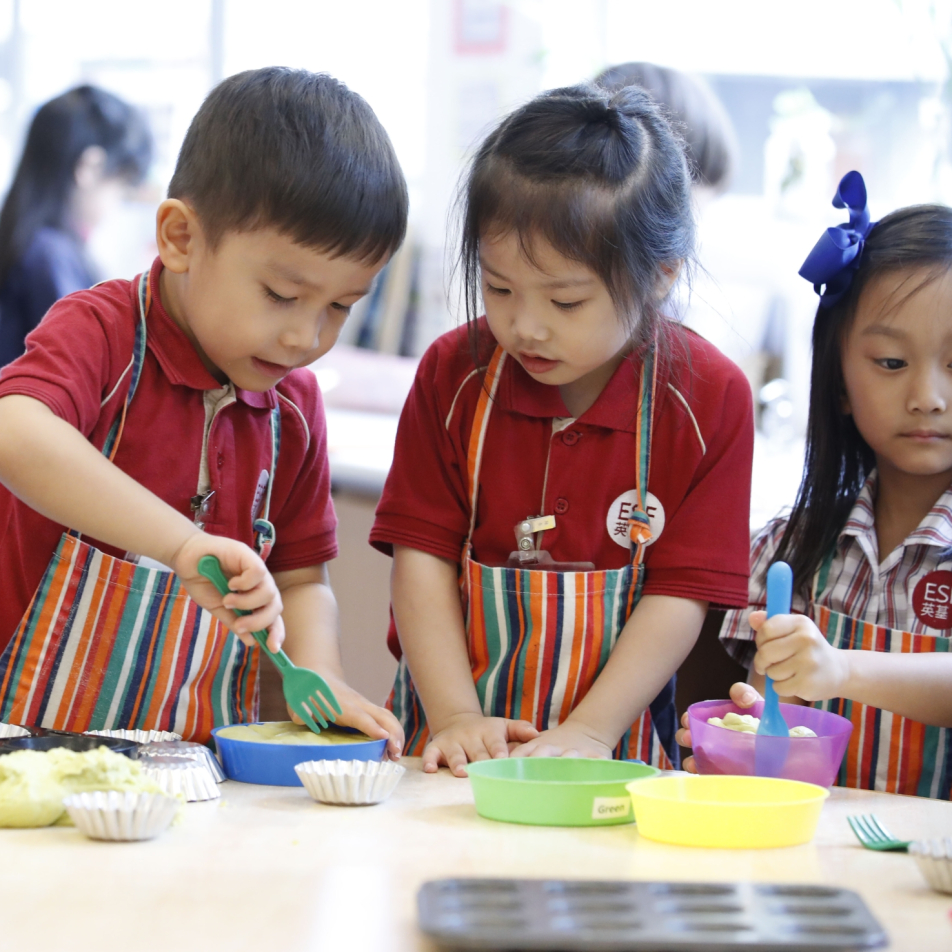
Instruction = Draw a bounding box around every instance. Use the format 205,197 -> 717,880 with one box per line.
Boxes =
605,490 -> 665,549
912,570 -> 952,629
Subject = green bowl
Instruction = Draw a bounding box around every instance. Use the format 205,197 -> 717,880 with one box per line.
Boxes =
466,757 -> 659,827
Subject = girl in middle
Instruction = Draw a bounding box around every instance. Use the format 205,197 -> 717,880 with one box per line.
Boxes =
371,83 -> 755,776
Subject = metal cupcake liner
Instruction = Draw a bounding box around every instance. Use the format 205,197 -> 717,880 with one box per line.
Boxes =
85,729 -> 182,744
295,759 -> 405,805
0,722 -> 30,740
138,756 -> 221,802
137,741 -> 226,783
911,838 -> 952,894
63,791 -> 178,842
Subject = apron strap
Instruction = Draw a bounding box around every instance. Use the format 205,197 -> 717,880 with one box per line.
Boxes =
67,272 -> 150,543
252,404 -> 282,560
627,336 -> 658,566
101,270 -> 150,462
463,346 -> 507,545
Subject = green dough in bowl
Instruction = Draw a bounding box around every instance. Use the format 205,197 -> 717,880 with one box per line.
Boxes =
216,721 -> 374,745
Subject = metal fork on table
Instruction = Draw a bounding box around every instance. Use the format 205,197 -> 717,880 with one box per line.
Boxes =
847,814 -> 912,852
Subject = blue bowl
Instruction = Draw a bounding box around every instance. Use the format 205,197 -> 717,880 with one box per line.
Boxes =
211,724 -> 386,786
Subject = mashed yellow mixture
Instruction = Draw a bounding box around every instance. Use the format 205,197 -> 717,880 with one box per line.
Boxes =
0,746 -> 165,828
707,712 -> 817,738
217,721 -> 375,745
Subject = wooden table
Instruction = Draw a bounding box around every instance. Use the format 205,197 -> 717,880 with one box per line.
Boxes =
3,760 -> 950,951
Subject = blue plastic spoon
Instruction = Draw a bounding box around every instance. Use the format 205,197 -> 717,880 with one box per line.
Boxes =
754,561 -> 793,778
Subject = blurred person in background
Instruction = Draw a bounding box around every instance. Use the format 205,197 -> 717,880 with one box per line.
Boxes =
595,61 -> 736,198
0,85 -> 152,365
595,62 -> 784,399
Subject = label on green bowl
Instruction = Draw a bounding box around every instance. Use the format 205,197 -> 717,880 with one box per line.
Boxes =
591,796 -> 631,821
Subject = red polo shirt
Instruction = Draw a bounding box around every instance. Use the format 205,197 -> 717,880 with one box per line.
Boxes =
371,320 -> 753,657
0,257 -> 337,653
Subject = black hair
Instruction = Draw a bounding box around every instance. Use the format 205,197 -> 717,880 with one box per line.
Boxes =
774,204 -> 952,591
595,62 -> 737,192
0,85 -> 151,282
459,82 -> 694,357
168,67 -> 408,264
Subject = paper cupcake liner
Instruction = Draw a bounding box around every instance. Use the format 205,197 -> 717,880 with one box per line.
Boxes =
0,722 -> 30,739
911,838 -> 952,894
137,741 -> 226,782
295,759 -> 405,805
63,791 -> 178,842
138,756 -> 221,802
85,729 -> 182,744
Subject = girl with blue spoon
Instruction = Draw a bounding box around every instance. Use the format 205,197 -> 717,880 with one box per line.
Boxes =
679,172 -> 952,797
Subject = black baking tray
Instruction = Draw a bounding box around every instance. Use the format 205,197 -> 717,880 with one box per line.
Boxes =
0,731 -> 138,758
417,879 -> 888,950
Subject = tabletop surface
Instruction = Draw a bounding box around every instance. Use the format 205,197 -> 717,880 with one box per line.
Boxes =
3,759 -> 951,951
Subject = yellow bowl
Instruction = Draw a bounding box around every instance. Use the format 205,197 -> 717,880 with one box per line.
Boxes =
626,774 -> 828,849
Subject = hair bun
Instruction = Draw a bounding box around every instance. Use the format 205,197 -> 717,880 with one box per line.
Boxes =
576,98 -> 622,131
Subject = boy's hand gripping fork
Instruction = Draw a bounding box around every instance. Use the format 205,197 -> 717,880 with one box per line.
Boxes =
198,555 -> 342,735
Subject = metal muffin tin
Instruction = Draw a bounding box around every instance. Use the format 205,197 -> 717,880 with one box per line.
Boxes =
84,729 -> 182,744
63,790 -> 178,842
417,879 -> 888,951
295,759 -> 405,805
0,722 -> 31,740
138,754 -> 220,802
910,838 -> 952,894
137,741 -> 226,783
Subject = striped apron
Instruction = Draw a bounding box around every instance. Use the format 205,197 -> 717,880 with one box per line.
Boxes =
811,557 -> 952,797
0,272 -> 279,743
390,345 -> 677,767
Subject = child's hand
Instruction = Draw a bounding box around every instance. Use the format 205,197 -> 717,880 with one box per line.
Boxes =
422,713 -> 539,777
289,674 -> 405,760
750,610 -> 848,702
170,532 -> 285,651
510,720 -> 613,760
674,682 -> 761,773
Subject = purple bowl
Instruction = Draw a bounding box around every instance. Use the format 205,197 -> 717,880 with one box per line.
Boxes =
688,699 -> 853,787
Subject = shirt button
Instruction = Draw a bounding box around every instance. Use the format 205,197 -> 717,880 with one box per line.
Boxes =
217,453 -> 225,468
554,497 -> 569,514
562,430 -> 579,446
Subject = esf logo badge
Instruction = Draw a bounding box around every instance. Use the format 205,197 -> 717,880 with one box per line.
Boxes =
606,490 -> 665,549
912,571 -> 952,629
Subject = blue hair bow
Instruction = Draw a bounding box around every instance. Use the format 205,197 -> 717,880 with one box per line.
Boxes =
798,170 -> 875,307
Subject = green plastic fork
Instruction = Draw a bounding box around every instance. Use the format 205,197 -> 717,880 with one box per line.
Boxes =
847,814 -> 912,852
198,555 -> 342,735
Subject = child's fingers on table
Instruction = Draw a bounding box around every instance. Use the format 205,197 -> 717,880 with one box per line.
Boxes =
423,737 -> 471,777
421,740 -> 445,774
483,733 -> 510,760
504,719 -> 540,742
445,743 -> 472,777
682,754 -> 698,773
